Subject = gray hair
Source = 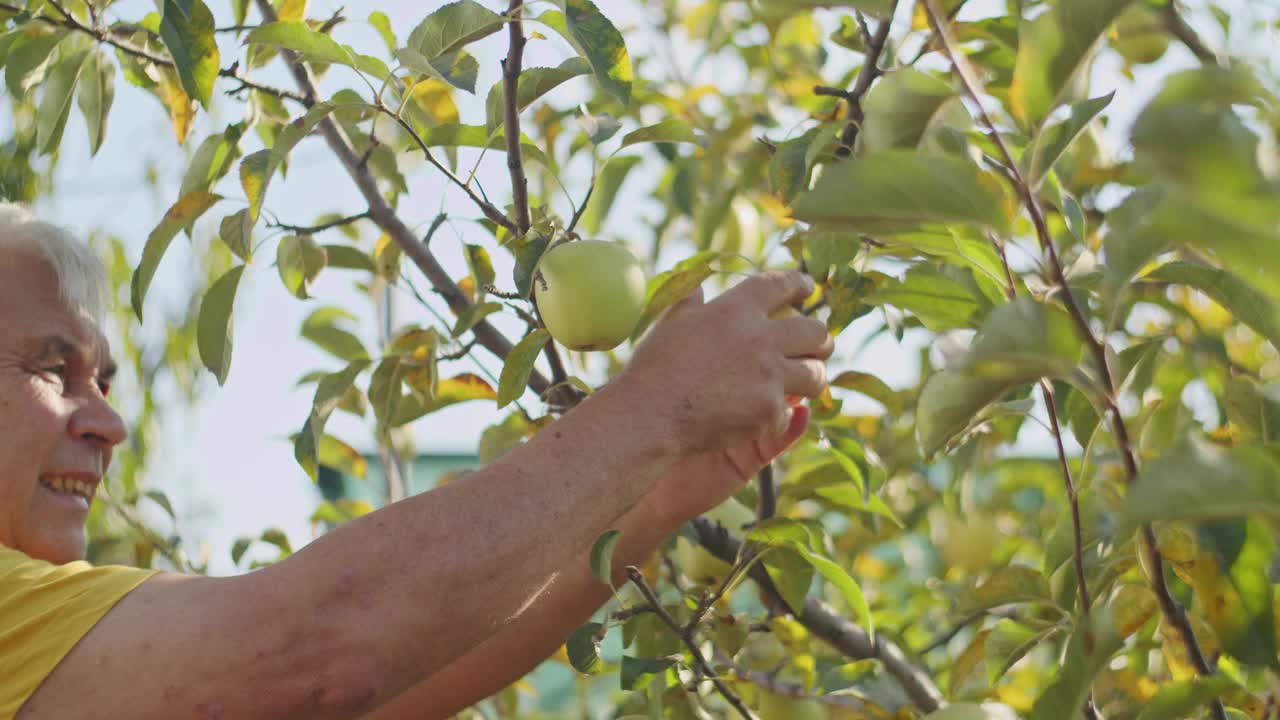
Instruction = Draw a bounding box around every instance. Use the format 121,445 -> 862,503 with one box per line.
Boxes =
0,202 -> 108,321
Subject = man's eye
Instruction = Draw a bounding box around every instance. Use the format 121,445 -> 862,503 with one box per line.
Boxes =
43,365 -> 69,381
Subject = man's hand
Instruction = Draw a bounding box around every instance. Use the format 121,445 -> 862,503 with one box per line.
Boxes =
622,270 -> 834,456
642,403 -> 812,530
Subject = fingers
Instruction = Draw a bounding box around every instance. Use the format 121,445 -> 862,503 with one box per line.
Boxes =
773,315 -> 834,359
724,270 -> 814,315
781,357 -> 828,399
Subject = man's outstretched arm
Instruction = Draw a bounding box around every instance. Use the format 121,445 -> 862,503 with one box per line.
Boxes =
19,272 -> 830,720
370,406 -> 815,720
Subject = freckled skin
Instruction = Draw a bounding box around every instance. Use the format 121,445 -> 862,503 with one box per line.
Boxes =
0,251 -> 126,565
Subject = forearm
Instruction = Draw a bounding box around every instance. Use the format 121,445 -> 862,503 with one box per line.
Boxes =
258,380 -> 680,712
366,500 -> 681,720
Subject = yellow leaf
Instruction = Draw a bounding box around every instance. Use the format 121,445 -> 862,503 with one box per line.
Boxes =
1111,584 -> 1159,637
155,68 -> 196,143
278,0 -> 307,21
408,78 -> 460,124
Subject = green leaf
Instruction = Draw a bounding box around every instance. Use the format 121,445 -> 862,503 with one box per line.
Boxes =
589,529 -> 622,585
464,243 -> 495,292
1135,676 -> 1240,720
36,49 -> 88,154
620,655 -> 675,691
76,49 -> 114,156
1145,261 -> 1280,350
1120,437 -> 1280,534
1029,608 -> 1124,720
219,209 -> 254,260
1009,0 -> 1132,130
294,361 -> 370,480
916,298 -> 1084,457
830,371 -> 902,414
181,124 -> 243,198
957,565 -> 1053,615
1225,378 -> 1280,444
791,151 -> 1012,235
368,356 -> 405,433
406,0 -> 506,59
564,0 -> 632,105
1025,93 -> 1114,187
620,118 -> 701,149
196,264 -> 245,385
791,542 -> 874,638
141,490 -> 177,522
323,244 -> 376,272
276,234 -> 327,299
1196,518 -> 1277,666
985,620 -> 1059,685
301,307 -> 370,362
579,155 -> 642,236
867,264 -> 990,332
246,21 -> 352,67
567,622 -> 603,674
159,0 -> 218,107
497,329 -> 549,408
762,545 -> 817,613
131,190 -> 223,321
452,301 -> 503,338
396,46 -> 479,94
485,57 -> 592,133
367,11 -> 397,52
635,254 -> 716,335
419,123 -> 549,166
511,233 -> 550,298
859,68 -> 962,153
239,150 -> 272,222
4,28 -> 66,97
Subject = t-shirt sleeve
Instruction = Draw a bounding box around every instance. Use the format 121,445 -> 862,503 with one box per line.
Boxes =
0,545 -> 158,719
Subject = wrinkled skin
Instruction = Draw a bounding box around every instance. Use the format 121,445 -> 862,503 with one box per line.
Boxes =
0,251 -> 126,565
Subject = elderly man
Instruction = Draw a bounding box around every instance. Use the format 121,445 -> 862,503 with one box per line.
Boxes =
0,202 -> 832,719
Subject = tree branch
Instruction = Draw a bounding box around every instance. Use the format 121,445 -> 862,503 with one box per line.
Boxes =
836,0 -> 900,156
501,0 -> 533,235
1163,1 -> 1219,66
626,567 -> 759,720
251,0 -> 552,397
923,5 -> 1225,720
691,519 -> 944,713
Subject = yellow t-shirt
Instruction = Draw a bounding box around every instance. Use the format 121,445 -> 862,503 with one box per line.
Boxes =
0,545 -> 157,719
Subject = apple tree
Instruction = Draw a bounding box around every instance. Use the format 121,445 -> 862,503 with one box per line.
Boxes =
2,0 -> 1279,717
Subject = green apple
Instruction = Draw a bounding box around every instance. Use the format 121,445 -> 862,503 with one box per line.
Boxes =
533,240 -> 647,351
922,702 -> 1005,720
1112,4 -> 1170,65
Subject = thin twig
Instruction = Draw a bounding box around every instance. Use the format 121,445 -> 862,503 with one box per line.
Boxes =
1162,1 -> 1219,66
626,567 -> 759,720
380,110 -> 517,234
267,210 -> 371,235
923,5 -> 1226,720
836,1 -> 900,156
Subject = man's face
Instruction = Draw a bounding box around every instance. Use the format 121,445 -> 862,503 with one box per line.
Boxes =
0,251 -> 126,564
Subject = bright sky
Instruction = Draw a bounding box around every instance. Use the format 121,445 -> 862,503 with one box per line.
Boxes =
10,0 -> 1272,574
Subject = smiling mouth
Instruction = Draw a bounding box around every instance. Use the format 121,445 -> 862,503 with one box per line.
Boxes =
39,475 -> 97,503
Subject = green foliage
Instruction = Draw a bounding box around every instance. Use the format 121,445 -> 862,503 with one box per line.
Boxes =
7,0 -> 1280,717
